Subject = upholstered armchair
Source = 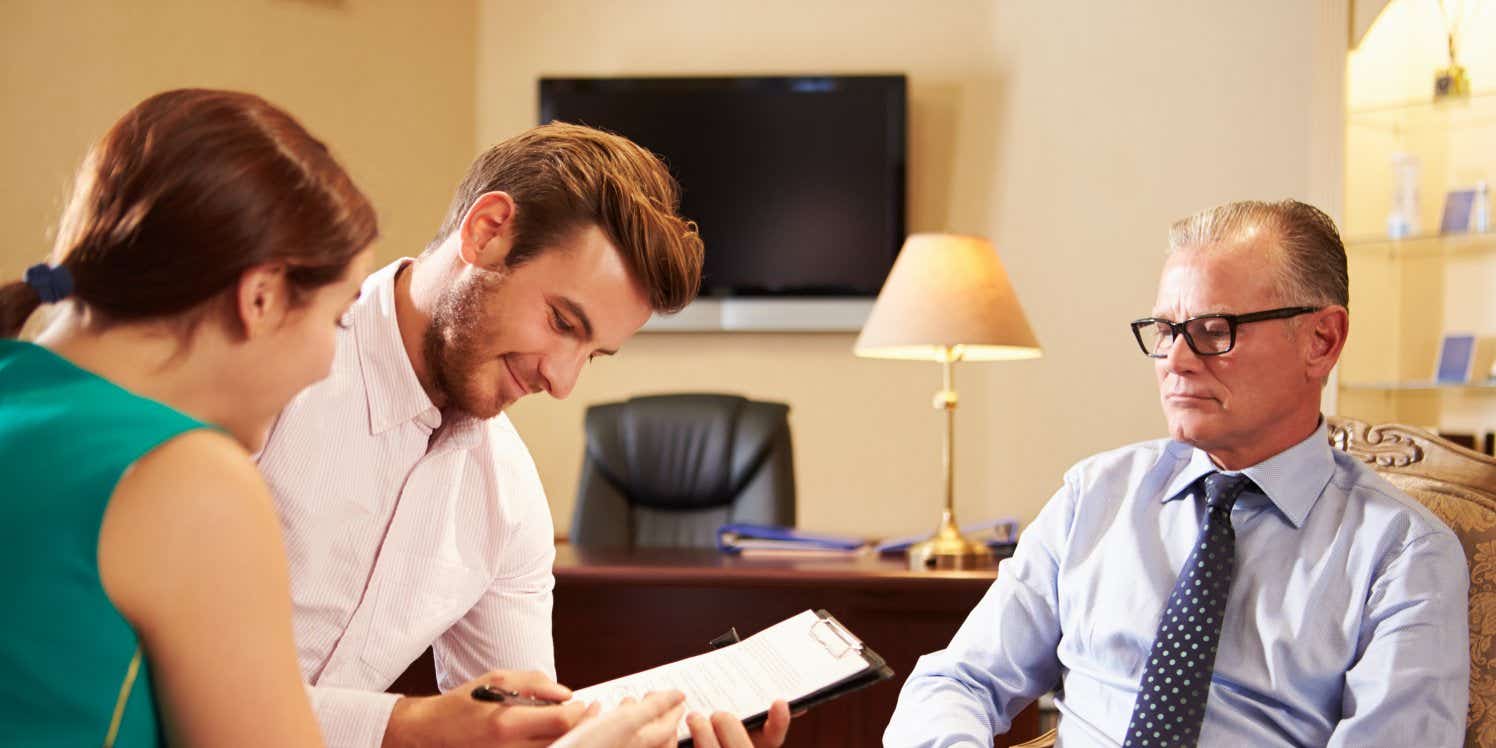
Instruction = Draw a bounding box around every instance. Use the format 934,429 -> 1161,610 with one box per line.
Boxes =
1328,416 -> 1496,747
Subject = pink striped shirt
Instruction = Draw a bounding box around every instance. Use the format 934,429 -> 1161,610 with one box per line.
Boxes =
256,259 -> 556,747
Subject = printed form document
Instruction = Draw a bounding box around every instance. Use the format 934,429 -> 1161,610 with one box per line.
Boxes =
570,609 -> 891,742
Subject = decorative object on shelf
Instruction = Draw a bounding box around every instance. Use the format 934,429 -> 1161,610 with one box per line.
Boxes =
1436,332 -> 1478,384
1389,152 -> 1421,239
1434,58 -> 1472,101
1441,188 -> 1478,234
1435,0 -> 1474,101
854,234 -> 1041,571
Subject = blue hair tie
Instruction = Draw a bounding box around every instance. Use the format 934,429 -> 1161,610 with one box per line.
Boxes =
23,263 -> 74,304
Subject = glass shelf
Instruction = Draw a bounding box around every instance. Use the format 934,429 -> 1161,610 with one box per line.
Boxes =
1340,380 -> 1496,393
1343,231 -> 1496,258
1349,91 -> 1496,134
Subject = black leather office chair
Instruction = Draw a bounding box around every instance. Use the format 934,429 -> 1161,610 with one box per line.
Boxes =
569,393 -> 796,548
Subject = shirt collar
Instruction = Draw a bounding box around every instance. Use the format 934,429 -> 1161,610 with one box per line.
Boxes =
352,259 -> 443,435
1158,419 -> 1335,528
350,260 -> 489,452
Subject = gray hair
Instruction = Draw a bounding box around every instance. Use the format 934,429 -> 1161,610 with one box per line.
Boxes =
1167,199 -> 1348,309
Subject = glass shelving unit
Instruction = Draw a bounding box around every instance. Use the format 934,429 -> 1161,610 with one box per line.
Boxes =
1343,231 -> 1496,259
1339,380 -> 1496,393
1338,91 -> 1496,429
1348,91 -> 1496,135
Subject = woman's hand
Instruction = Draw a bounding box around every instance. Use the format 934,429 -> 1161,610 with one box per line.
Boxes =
550,691 -> 687,748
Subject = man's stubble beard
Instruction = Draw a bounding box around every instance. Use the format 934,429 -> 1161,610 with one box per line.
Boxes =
422,267 -> 506,420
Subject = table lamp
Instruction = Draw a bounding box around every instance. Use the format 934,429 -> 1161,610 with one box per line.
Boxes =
854,234 -> 1041,570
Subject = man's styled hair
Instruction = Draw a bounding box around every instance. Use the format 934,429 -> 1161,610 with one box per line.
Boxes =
1168,199 -> 1349,309
428,122 -> 703,313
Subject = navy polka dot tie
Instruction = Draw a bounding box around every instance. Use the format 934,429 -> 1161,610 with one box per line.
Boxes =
1122,472 -> 1254,748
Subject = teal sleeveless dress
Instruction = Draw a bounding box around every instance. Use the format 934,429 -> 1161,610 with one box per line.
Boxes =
0,339 -> 209,746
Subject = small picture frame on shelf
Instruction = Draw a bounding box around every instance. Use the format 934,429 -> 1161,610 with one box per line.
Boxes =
1435,333 -> 1477,384
1440,189 -> 1476,234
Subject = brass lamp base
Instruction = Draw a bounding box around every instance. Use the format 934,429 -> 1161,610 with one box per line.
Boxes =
908,523 -> 995,571
904,350 -> 999,572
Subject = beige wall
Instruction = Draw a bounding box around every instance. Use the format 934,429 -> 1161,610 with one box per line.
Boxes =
2,1 -> 1349,538
482,0 -> 1347,537
1,0 -> 477,278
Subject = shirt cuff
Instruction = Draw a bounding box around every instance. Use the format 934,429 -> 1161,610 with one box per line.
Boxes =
307,684 -> 401,748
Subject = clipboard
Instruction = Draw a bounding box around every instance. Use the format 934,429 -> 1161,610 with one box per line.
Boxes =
567,609 -> 894,746
693,609 -> 894,745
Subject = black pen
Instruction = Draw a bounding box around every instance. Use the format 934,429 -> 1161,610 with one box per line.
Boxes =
471,684 -> 562,706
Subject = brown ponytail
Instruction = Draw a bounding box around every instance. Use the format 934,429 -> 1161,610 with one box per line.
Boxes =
2,88 -> 378,339
0,282 -> 41,338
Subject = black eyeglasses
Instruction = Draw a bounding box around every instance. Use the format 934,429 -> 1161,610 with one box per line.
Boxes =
1130,306 -> 1320,358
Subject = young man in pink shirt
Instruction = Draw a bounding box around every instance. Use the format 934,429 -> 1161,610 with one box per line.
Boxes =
257,123 -> 790,748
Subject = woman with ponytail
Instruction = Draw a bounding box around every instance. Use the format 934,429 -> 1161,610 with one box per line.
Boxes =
0,89 -> 377,746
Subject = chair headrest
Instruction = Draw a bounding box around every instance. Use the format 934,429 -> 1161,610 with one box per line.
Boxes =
584,394 -> 789,510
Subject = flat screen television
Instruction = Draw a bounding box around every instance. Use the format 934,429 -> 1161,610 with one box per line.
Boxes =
539,75 -> 906,298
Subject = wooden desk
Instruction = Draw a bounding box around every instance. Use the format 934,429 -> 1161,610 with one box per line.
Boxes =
550,545 -> 1038,747
391,546 -> 1038,745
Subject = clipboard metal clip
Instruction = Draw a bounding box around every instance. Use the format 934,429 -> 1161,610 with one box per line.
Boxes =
708,627 -> 742,650
809,616 -> 863,659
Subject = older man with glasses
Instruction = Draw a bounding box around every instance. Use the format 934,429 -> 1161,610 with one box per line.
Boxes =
885,199 -> 1469,748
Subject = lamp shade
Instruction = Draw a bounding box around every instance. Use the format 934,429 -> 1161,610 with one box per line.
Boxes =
854,233 -> 1041,362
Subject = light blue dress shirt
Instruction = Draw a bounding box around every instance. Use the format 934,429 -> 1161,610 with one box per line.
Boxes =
884,421 -> 1469,747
